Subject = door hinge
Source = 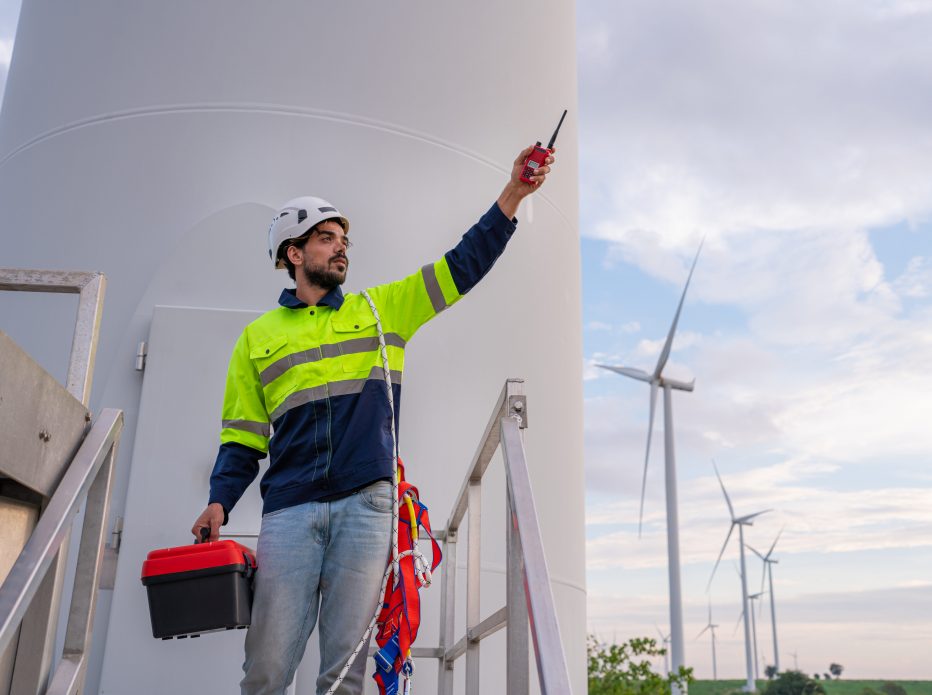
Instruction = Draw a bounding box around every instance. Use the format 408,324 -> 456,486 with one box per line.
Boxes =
99,516 -> 123,590
135,341 -> 148,371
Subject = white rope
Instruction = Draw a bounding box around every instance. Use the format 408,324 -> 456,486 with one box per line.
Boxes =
325,290 -> 426,694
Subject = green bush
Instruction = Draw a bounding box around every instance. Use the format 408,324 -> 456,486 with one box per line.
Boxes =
881,683 -> 908,695
763,670 -> 826,695
588,635 -> 694,695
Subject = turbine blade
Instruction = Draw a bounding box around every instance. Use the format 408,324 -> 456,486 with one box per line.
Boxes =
738,509 -> 773,525
653,238 -> 704,379
733,606 -> 744,636
766,526 -> 785,559
747,544 -> 765,561
638,381 -> 659,537
707,521 -> 735,590
696,625 -> 710,639
596,364 -> 653,383
712,459 -> 736,520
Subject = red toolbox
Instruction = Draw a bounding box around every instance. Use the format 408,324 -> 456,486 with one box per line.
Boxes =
141,540 -> 256,639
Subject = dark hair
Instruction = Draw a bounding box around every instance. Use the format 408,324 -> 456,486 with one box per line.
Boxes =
279,230 -> 312,282
278,217 -> 347,282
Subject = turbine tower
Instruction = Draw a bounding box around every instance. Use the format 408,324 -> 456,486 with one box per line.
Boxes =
749,529 -> 783,673
708,461 -> 771,693
748,591 -> 765,682
696,601 -> 719,680
597,242 -> 703,690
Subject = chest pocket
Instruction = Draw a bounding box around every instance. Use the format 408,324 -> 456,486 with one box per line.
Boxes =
331,313 -> 379,374
249,335 -> 289,369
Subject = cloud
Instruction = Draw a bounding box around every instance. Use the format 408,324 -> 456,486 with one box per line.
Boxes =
893,255 -> 932,297
585,458 -> 932,572
579,0 -> 932,247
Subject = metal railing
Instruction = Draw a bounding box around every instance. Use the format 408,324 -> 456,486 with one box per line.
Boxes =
0,410 -> 123,694
0,269 -> 106,406
412,378 -> 573,695
0,268 -> 120,695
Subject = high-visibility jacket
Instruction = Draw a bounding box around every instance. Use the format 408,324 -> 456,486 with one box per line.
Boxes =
208,202 -> 517,516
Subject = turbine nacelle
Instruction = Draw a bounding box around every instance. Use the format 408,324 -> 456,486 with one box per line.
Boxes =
596,365 -> 695,393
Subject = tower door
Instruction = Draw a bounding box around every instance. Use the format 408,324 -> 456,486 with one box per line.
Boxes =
98,305 -> 305,693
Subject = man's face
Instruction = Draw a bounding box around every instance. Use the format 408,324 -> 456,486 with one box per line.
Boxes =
291,219 -> 350,289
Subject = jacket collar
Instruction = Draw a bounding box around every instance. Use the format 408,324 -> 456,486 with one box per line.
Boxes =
278,286 -> 345,310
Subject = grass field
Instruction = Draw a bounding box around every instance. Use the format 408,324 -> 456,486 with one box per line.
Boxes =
689,681 -> 932,695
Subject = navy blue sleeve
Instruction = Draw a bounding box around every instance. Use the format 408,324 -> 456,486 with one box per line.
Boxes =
445,202 -> 517,294
208,442 -> 263,518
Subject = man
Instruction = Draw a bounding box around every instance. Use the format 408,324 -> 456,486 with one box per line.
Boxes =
191,144 -> 555,694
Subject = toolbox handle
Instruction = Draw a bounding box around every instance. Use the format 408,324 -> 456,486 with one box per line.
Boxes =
197,527 -> 210,544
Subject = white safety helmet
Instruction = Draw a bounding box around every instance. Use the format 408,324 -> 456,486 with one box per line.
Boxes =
267,196 -> 350,269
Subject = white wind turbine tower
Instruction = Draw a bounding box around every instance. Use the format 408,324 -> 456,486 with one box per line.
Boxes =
708,461 -> 771,692
696,601 -> 719,680
597,242 -> 703,690
748,591 -> 765,682
749,529 -> 783,673
732,590 -> 765,682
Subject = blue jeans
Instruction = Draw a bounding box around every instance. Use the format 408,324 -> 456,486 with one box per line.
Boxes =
241,480 -> 393,695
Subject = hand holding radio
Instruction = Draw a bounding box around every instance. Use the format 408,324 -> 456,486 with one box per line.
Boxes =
512,145 -> 556,190
519,109 -> 566,185
496,109 -> 566,219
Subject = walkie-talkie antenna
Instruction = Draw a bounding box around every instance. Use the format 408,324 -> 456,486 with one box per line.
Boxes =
547,109 -> 568,150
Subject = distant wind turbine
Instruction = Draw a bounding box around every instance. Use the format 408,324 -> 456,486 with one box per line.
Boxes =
597,241 -> 703,691
709,461 -> 771,693
730,589 -> 766,682
696,601 -> 719,680
749,529 -> 784,673
656,624 -> 672,676
748,591 -> 765,682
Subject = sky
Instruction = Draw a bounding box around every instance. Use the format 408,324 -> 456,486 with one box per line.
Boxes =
577,0 -> 932,681
2,0 -> 930,683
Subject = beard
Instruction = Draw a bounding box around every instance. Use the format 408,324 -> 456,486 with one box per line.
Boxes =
301,255 -> 347,290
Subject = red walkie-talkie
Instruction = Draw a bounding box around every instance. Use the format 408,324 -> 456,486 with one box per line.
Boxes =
520,109 -> 567,184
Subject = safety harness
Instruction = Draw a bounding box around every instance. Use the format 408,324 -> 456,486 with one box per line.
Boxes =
372,463 -> 442,694
324,290 -> 441,695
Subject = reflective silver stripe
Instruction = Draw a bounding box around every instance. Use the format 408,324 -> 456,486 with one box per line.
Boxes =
221,419 -> 271,437
421,263 -> 448,314
269,367 -> 403,422
259,333 -> 406,387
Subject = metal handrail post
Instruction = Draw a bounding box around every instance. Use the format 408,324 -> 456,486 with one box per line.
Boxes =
46,432 -> 120,695
500,416 -> 572,695
506,493 -> 530,695
437,529 -> 457,695
465,480 -> 482,695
